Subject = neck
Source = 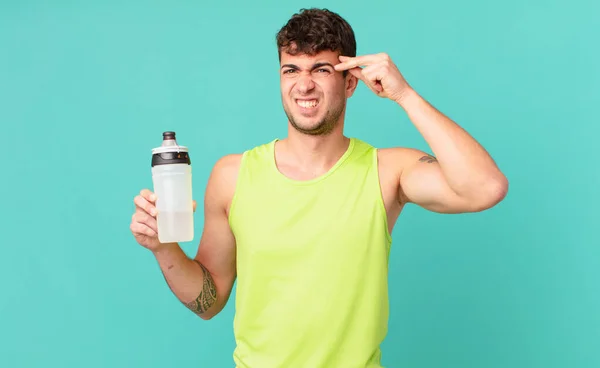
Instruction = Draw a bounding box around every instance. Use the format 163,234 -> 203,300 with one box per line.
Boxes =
276,122 -> 350,175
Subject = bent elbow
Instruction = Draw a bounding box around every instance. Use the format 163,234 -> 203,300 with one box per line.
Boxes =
473,175 -> 509,211
195,308 -> 218,320
199,313 -> 215,321
492,175 -> 509,203
196,301 -> 224,321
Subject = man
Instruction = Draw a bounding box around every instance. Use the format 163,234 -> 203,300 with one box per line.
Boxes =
130,8 -> 508,368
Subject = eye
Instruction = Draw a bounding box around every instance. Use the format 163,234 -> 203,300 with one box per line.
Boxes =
283,69 -> 296,74
316,68 -> 330,73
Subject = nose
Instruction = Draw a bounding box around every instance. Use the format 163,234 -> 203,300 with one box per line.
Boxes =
295,73 -> 315,94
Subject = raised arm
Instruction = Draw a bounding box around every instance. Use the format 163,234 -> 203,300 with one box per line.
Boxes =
131,153 -> 242,320
335,52 -> 508,213
393,88 -> 508,213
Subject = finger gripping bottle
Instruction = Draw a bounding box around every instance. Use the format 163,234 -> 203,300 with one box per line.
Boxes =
151,131 -> 194,243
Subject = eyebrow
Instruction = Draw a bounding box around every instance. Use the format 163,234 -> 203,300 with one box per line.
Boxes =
280,62 -> 336,71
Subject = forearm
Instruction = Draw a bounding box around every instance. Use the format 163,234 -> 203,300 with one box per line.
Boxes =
152,243 -> 218,319
397,88 -> 508,198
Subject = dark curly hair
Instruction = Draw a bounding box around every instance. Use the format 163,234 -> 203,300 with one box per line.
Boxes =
276,8 -> 356,61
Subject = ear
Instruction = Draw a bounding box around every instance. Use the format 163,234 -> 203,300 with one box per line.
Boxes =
344,72 -> 359,98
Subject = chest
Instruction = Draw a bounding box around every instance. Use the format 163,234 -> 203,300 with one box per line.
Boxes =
235,177 -> 391,256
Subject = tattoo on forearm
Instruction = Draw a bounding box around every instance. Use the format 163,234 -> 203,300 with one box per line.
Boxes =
184,260 -> 217,315
419,155 -> 437,164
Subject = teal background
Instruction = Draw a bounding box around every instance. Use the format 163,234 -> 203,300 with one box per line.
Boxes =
1,0 -> 598,367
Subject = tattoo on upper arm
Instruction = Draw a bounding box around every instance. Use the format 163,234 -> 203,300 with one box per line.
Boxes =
184,260 -> 217,315
418,155 -> 437,164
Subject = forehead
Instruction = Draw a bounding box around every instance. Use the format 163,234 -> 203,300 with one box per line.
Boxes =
279,50 -> 340,67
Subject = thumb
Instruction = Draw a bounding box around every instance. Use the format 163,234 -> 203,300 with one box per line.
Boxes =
350,67 -> 382,94
192,200 -> 197,212
347,66 -> 362,79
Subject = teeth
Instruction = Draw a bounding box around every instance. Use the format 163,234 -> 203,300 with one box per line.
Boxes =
297,99 -> 318,108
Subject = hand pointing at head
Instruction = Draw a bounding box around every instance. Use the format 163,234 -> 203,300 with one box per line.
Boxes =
334,53 -> 412,104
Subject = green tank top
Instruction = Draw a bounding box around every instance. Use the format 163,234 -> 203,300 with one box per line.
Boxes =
228,137 -> 393,368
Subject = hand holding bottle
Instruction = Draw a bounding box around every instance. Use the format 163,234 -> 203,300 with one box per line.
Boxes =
130,189 -> 197,251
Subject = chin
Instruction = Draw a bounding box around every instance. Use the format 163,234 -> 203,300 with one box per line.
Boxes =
290,117 -> 336,136
283,100 -> 341,136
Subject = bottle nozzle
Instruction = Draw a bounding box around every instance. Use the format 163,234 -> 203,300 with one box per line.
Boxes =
163,131 -> 176,140
161,131 -> 179,148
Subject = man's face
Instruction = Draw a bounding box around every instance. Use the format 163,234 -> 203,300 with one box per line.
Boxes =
279,49 -> 357,136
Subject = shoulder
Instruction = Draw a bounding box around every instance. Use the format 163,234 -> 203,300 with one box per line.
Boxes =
205,153 -> 243,202
350,138 -> 431,165
213,153 -> 244,175
211,139 -> 274,174
207,141 -> 274,203
349,139 -> 432,176
212,139 -> 276,173
377,146 -> 432,161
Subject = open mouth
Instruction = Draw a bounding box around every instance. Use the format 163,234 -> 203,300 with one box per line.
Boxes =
296,99 -> 319,109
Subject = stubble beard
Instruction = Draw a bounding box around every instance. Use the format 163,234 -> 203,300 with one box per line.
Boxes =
284,99 -> 346,136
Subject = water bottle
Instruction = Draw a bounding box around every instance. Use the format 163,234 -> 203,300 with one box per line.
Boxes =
151,131 -> 194,243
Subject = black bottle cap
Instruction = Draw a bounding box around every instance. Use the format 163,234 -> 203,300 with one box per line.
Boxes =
151,131 -> 191,167
152,151 -> 190,166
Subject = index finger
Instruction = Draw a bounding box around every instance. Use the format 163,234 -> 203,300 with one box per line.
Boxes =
334,54 -> 381,71
134,194 -> 157,216
140,189 -> 156,202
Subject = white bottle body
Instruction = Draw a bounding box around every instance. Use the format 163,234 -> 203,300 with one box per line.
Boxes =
151,163 -> 194,243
